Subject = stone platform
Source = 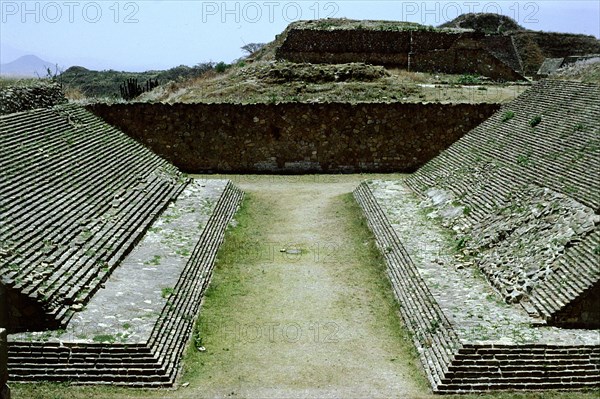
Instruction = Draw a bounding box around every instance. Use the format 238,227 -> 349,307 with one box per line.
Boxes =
355,180 -> 599,393
7,179 -> 242,386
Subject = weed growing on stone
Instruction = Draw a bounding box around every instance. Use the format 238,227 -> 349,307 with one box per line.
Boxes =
517,151 -> 532,166
92,334 -> 116,343
454,236 -> 470,252
161,287 -> 175,298
175,248 -> 191,257
529,115 -> 542,127
145,255 -> 162,266
501,110 -> 515,122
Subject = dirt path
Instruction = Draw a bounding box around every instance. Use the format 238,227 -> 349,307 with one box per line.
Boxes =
180,175 -> 428,398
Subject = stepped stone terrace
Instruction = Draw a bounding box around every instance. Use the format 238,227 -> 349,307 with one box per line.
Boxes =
354,79 -> 600,393
0,78 -> 598,395
0,104 -> 242,385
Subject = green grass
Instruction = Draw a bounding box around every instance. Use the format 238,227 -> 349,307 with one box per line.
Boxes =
180,194 -> 259,381
180,191 -> 432,391
0,76 -> 43,88
339,193 -> 430,390
456,73 -> 482,85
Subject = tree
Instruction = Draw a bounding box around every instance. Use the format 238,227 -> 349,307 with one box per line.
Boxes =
241,43 -> 266,55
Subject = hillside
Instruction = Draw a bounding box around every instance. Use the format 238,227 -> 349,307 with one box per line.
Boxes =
59,63 -> 215,99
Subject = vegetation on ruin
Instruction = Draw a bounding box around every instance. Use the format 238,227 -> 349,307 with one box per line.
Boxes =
134,61 -> 529,104
180,190 -> 428,393
502,110 -> 516,122
439,12 -> 525,34
289,18 -> 440,32
554,59 -> 600,83
56,62 -> 217,99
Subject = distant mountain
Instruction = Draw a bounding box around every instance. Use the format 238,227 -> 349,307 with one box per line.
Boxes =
0,42 -> 29,65
0,55 -> 59,77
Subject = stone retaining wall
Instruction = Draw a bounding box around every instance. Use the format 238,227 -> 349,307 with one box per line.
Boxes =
87,102 -> 499,174
405,80 -> 600,327
0,328 -> 7,399
276,28 -> 525,80
0,82 -> 66,115
0,105 -> 187,332
354,182 -> 460,390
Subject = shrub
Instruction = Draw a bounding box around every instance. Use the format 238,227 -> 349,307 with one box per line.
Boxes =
215,62 -> 230,73
501,110 -> 515,122
529,115 -> 542,127
457,74 -> 482,84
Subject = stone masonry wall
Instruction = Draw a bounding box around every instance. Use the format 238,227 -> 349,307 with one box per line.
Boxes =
0,328 -> 7,399
277,29 -> 411,65
0,82 -> 66,115
512,31 -> 600,75
276,28 -> 525,80
405,80 -> 600,327
87,102 -> 499,174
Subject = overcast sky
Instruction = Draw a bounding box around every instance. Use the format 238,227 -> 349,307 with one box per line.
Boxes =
1,0 -> 599,71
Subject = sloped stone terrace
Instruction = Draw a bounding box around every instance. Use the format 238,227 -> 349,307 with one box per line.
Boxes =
0,104 -> 243,385
10,179 -> 224,344
355,79 -> 600,393
8,179 -> 243,386
356,181 -> 599,393
0,105 -> 189,331
406,79 -> 600,326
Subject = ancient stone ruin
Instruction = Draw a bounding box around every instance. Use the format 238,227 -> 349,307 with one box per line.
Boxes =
0,104 -> 242,385
354,79 -> 599,392
275,20 -> 526,81
272,18 -> 600,81
0,15 -> 599,396
86,102 -> 498,174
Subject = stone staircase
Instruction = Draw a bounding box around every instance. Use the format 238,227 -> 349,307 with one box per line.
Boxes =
1,104 -> 244,386
355,181 -> 600,393
7,182 -> 242,386
405,80 -> 600,327
0,105 -> 188,331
